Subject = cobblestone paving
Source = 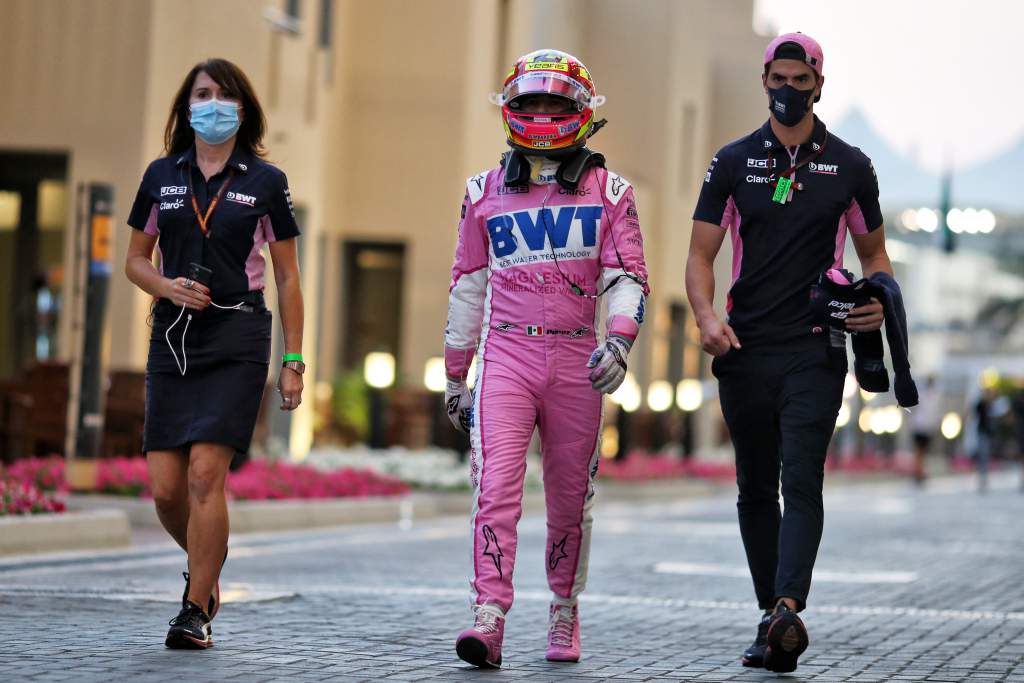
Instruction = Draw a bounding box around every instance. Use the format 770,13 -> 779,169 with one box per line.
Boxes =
2,472 -> 1024,681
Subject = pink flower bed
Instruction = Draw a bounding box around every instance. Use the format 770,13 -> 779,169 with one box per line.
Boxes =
226,460 -> 409,500
1,455 -> 409,502
598,453 -> 736,482
0,456 -> 67,515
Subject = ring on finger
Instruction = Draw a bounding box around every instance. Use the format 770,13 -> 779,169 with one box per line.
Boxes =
184,279 -> 194,290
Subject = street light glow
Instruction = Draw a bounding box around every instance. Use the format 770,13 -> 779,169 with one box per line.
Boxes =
647,380 -> 674,412
423,357 -> 446,393
676,379 -> 704,412
364,352 -> 396,389
916,207 -> 938,232
941,412 -> 963,440
836,402 -> 851,428
611,372 -> 642,412
843,373 -> 858,399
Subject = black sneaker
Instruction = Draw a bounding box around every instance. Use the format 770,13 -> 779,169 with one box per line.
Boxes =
181,547 -> 228,619
165,600 -> 213,649
763,603 -> 809,673
741,611 -> 773,667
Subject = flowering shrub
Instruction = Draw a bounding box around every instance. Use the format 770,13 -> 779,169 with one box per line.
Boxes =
0,478 -> 66,516
597,453 -> 736,482
96,457 -> 151,497
226,460 -> 410,500
2,455 -> 409,502
4,456 -> 67,493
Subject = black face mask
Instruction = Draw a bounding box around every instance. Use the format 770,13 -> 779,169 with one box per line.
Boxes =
768,85 -> 816,127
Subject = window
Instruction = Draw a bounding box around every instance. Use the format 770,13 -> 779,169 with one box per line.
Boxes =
285,0 -> 300,20
319,0 -> 333,48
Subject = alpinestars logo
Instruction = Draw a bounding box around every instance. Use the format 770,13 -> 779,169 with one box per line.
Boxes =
610,175 -> 625,198
482,525 -> 504,579
548,535 -> 570,570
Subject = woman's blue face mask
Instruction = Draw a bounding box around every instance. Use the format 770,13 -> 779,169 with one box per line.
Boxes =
189,98 -> 241,145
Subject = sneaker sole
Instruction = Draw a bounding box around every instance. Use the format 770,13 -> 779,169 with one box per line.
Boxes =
165,632 -> 213,650
545,652 -> 580,663
456,636 -> 500,668
741,652 -> 765,668
764,613 -> 808,673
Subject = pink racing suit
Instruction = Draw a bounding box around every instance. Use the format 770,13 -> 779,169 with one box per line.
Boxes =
445,163 -> 649,613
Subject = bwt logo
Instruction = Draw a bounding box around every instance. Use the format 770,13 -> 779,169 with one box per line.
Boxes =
486,205 -> 602,259
809,162 -> 839,175
226,191 -> 256,206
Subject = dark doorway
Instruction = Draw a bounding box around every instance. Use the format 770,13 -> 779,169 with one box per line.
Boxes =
0,152 -> 69,381
341,241 -> 405,372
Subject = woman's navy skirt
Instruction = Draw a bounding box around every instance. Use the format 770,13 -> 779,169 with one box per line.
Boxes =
144,298 -> 272,454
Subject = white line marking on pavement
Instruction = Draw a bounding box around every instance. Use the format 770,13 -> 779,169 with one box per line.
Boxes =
653,561 -> 919,584
271,584 -> 1024,622
0,525 -> 467,577
1,582 -> 1019,622
0,584 -> 295,604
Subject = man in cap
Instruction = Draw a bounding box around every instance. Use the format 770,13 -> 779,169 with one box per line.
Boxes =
686,32 -> 892,673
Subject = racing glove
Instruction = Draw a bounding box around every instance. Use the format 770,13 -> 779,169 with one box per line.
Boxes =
445,377 -> 473,433
587,335 -> 632,394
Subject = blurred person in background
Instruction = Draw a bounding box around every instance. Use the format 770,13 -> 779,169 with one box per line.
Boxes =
974,387 -> 995,493
443,49 -> 649,668
686,33 -> 892,673
1012,385 -> 1024,490
910,376 -> 940,485
124,58 -> 304,649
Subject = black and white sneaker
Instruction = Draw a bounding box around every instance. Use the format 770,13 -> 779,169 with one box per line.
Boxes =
741,610 -> 773,667
181,547 -> 228,619
165,601 -> 213,649
763,603 -> 809,673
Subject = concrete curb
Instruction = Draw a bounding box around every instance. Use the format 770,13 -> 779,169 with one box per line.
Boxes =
64,479 -> 727,536
0,510 -> 131,556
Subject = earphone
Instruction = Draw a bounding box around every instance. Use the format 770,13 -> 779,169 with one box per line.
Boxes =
165,299 -> 245,376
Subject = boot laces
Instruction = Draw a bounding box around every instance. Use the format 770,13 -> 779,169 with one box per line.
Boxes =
549,606 -> 575,646
474,605 -> 503,634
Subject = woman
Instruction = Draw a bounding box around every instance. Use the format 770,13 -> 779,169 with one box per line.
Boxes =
125,58 -> 304,649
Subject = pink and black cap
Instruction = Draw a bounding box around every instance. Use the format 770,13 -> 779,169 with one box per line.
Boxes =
764,32 -> 824,77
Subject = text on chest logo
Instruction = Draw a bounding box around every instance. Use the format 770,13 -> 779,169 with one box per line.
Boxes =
160,185 -> 188,197
226,191 -> 257,207
485,205 -> 602,260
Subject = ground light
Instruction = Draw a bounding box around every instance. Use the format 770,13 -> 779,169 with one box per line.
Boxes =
843,374 -> 858,400
941,412 -> 963,440
423,357 -> 446,392
676,379 -> 703,412
610,372 -> 641,412
836,402 -> 851,428
364,352 -> 396,389
647,380 -> 673,412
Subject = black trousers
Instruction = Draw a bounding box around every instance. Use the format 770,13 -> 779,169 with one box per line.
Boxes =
712,343 -> 846,611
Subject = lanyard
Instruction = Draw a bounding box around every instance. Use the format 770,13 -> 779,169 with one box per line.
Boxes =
188,167 -> 235,237
780,136 -> 827,179
772,135 -> 827,204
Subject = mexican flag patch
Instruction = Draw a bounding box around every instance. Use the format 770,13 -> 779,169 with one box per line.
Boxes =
526,325 -> 544,336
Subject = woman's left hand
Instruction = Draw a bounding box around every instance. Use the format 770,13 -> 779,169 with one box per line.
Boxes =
278,367 -> 304,411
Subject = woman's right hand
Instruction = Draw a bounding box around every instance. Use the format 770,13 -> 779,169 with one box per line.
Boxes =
162,277 -> 211,310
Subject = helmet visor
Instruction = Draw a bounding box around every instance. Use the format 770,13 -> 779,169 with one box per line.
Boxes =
504,73 -> 592,109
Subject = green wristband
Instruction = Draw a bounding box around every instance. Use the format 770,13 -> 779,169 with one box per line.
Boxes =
282,353 -> 304,364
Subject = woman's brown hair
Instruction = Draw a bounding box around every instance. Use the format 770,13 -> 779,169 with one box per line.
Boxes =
163,58 -> 267,157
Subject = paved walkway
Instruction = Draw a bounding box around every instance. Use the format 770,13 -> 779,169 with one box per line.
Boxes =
1,472 -> 1023,681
